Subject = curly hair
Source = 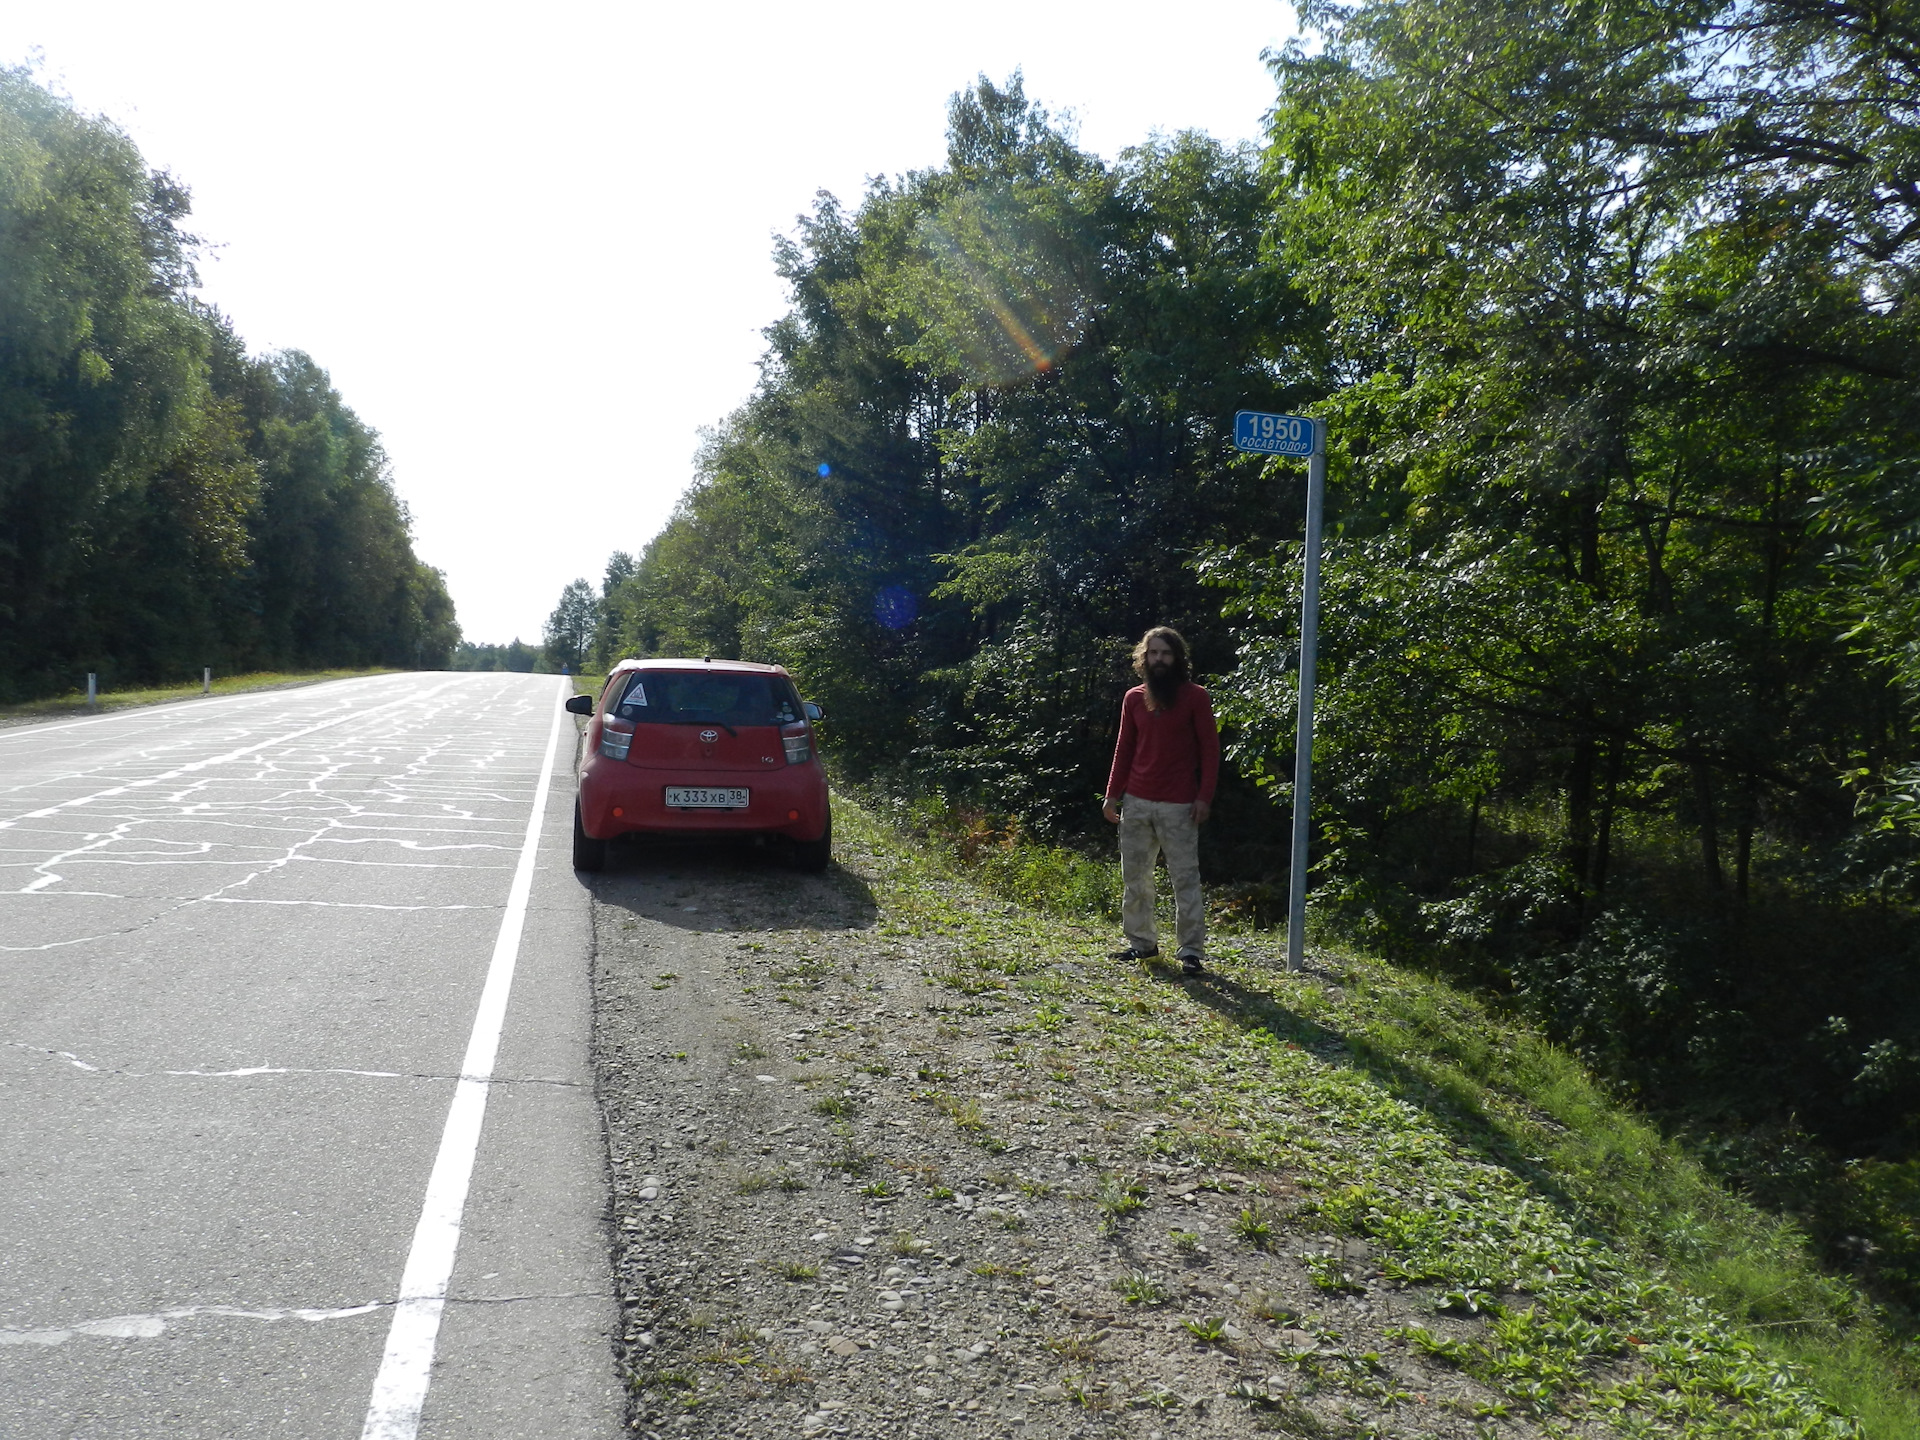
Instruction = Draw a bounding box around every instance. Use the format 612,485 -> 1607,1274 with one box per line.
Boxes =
1130,626 -> 1191,686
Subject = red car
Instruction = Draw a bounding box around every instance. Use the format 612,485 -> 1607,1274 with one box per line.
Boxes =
566,658 -> 831,872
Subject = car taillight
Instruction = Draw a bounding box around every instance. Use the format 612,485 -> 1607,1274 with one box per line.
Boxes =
781,722 -> 811,765
599,718 -> 634,761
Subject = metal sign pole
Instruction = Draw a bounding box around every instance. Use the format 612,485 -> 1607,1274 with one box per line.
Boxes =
1286,421 -> 1326,972
1229,409 -> 1326,973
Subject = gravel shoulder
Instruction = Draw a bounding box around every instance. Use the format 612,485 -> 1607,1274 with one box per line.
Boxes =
585,806 -> 1577,1440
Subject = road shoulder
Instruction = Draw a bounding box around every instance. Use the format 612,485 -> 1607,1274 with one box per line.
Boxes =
587,806 -> 1539,1439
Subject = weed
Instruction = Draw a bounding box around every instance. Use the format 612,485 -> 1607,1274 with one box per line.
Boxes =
1235,1199 -> 1280,1250
859,1177 -> 899,1200
1113,1270 -> 1170,1306
1304,1251 -> 1367,1295
758,1362 -> 814,1387
1096,1174 -> 1148,1227
629,1366 -> 697,1394
1251,1293 -> 1301,1325
776,1170 -> 809,1193
812,1095 -> 853,1118
1170,1228 -> 1203,1254
947,1098 -> 988,1133
1045,1332 -> 1104,1364
972,1260 -> 1031,1280
821,1147 -> 873,1177
772,1260 -> 819,1282
735,1040 -> 767,1060
1015,1176 -> 1055,1198
1185,1315 -> 1231,1346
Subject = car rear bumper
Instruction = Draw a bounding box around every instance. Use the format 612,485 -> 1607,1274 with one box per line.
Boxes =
578,756 -> 828,841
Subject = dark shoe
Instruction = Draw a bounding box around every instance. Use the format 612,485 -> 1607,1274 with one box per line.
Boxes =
1180,953 -> 1205,976
1110,945 -> 1159,961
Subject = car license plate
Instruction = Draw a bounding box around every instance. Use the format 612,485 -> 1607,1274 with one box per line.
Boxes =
665,786 -> 749,809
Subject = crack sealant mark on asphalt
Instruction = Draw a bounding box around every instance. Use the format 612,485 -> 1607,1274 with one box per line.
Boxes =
0,1293 -> 612,1347
200,898 -> 490,911
0,686 -> 548,951
163,1066 -> 406,1078
7,1044 -> 99,1071
0,679 -> 470,832
9,1044 -> 585,1087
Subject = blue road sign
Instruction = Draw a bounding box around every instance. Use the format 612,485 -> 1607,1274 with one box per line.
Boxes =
1234,410 -> 1318,456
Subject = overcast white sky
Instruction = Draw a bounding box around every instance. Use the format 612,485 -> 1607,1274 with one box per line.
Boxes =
3,2 -> 1296,644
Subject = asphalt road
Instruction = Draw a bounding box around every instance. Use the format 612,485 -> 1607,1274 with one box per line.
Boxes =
0,673 -> 621,1440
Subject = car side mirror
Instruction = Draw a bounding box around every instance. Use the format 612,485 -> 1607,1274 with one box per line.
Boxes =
564,694 -> 593,716
804,701 -> 824,723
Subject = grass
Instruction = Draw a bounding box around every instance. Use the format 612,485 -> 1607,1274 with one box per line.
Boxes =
0,667 -> 401,720
831,795 -> 1920,1439
884,793 -> 1122,920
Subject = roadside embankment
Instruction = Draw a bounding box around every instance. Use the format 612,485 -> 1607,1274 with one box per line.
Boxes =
587,798 -> 1915,1438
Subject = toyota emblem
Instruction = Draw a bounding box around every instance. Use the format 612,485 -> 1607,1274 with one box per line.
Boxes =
699,729 -> 719,743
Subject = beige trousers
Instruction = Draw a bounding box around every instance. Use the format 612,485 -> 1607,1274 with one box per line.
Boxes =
1118,795 -> 1205,959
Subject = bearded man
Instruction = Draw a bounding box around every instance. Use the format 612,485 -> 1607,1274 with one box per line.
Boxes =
1102,626 -> 1219,974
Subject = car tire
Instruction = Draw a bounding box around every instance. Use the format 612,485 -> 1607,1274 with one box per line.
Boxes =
572,799 -> 606,872
789,810 -> 831,873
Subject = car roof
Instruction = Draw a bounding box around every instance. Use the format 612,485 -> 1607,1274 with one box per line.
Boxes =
612,658 -> 789,677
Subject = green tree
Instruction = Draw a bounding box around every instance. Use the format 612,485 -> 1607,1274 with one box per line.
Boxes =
543,578 -> 596,673
0,67 -> 457,694
607,76 -> 1315,821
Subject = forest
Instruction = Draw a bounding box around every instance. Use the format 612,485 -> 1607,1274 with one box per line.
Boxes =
0,68 -> 457,701
551,0 -> 1920,1331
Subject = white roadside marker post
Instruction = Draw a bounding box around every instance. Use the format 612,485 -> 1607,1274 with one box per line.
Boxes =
86,673 -> 96,711
204,667 -> 211,695
1232,411 -> 1326,972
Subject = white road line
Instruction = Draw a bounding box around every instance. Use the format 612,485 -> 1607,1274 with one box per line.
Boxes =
360,680 -> 567,1440
0,681 -> 464,831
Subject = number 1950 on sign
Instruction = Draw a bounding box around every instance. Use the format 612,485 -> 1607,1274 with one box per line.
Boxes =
1234,410 -> 1319,456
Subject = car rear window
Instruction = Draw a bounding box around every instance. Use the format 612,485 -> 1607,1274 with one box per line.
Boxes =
612,671 -> 800,726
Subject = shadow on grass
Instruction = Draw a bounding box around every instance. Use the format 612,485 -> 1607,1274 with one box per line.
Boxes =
1160,959 -> 1590,1225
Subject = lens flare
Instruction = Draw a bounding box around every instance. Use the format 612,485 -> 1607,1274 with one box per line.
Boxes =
874,585 -> 918,631
914,193 -> 1091,387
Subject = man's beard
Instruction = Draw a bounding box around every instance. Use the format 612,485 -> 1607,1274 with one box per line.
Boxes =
1146,663 -> 1182,706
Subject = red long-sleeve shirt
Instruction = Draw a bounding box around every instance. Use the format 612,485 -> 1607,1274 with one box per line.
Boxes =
1105,683 -> 1220,806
